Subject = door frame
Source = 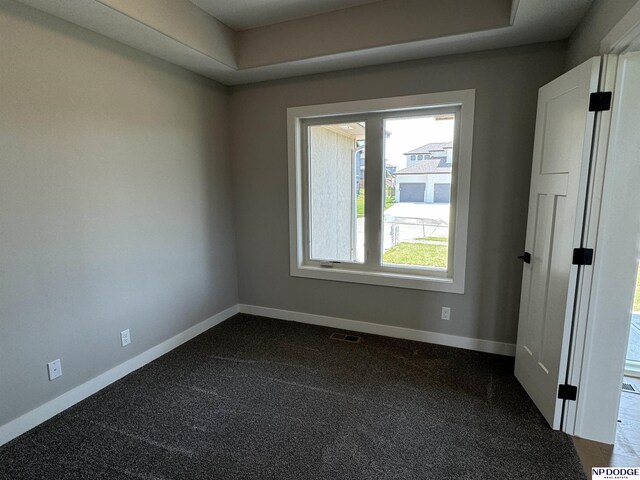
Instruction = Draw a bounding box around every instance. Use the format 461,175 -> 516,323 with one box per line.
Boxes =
563,1 -> 640,444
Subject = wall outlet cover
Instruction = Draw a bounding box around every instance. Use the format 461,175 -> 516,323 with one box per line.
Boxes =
47,359 -> 62,381
441,307 -> 451,321
120,329 -> 131,347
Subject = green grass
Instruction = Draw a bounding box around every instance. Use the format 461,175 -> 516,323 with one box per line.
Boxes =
416,236 -> 448,242
385,197 -> 395,210
383,242 -> 448,268
635,268 -> 640,313
356,192 -> 395,218
357,194 -> 365,217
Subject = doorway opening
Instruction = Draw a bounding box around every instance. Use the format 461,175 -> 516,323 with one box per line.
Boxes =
625,266 -> 640,378
614,263 -> 640,457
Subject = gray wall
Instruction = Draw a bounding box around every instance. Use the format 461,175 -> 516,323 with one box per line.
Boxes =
230,42 -> 567,345
0,0 -> 237,426
566,0 -> 638,68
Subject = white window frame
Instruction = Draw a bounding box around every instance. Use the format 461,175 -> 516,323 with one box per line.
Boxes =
287,90 -> 475,293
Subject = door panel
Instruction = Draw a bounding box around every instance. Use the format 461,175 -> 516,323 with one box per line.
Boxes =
515,57 -> 601,429
541,89 -> 584,175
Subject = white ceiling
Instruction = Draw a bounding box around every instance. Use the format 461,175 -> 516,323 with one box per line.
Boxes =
189,0 -> 384,30
16,0 -> 596,85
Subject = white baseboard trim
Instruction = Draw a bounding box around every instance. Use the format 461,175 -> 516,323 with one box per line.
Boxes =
239,304 -> 516,357
0,304 -> 239,447
1,303 -> 515,446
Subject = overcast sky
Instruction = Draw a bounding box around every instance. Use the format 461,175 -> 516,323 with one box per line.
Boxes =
383,116 -> 454,168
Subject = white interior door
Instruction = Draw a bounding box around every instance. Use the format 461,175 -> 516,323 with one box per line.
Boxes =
514,57 -> 601,429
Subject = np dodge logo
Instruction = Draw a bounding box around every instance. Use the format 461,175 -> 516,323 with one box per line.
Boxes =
592,467 -> 640,479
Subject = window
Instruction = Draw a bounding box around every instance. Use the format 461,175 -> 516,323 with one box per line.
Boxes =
417,154 -> 424,160
287,91 -> 474,293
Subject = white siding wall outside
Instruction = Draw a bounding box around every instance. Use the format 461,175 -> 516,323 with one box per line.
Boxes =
309,127 -> 355,261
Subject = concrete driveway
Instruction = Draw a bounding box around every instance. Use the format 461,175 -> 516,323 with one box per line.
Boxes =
384,202 -> 450,224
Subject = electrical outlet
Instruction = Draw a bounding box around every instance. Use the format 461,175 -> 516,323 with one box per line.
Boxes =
120,329 -> 131,347
47,359 -> 62,381
441,307 -> 451,321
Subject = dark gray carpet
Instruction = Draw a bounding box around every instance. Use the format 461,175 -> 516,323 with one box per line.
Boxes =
0,314 -> 586,479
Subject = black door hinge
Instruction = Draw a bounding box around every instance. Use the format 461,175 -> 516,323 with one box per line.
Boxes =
572,248 -> 594,266
589,92 -> 612,112
558,384 -> 578,401
518,252 -> 531,264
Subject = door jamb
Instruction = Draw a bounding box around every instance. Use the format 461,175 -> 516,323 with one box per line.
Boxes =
563,1 -> 640,442
562,53 -> 618,438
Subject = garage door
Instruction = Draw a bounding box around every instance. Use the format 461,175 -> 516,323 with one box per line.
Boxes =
399,183 -> 425,202
434,183 -> 451,203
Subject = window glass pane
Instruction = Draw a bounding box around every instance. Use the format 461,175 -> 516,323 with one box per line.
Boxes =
382,114 -> 455,269
307,122 -> 366,263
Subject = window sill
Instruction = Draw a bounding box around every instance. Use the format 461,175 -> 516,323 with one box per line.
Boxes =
291,264 -> 465,293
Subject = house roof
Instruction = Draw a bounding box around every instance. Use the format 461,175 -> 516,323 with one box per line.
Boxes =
404,142 -> 452,155
395,158 -> 452,175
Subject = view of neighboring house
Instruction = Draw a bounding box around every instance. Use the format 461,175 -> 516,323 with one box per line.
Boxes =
394,142 -> 453,203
